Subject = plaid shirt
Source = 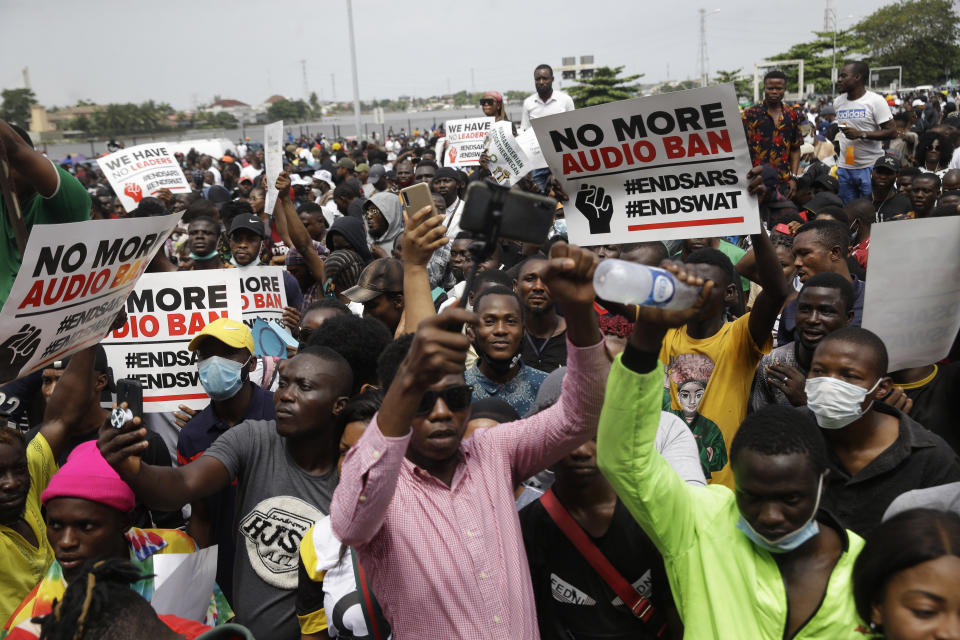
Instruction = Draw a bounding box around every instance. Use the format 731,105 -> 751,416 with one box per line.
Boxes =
742,103 -> 805,184
331,339 -> 609,639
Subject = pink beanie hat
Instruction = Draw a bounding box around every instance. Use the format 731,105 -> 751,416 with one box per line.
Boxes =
41,441 -> 136,512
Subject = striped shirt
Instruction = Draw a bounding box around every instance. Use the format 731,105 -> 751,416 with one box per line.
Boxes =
331,339 -> 609,638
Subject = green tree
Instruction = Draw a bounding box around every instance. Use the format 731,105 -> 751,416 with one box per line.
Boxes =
850,0 -> 960,85
505,90 -> 527,101
308,91 -> 321,117
658,80 -> 700,94
567,66 -> 643,107
267,98 -> 310,122
0,88 -> 37,128
765,29 -> 868,95
713,69 -> 752,100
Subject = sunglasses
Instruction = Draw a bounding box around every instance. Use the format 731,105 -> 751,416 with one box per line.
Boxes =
479,99 -> 496,106
416,384 -> 473,415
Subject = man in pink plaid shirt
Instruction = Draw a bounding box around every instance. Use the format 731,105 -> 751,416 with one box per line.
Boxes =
331,242 -> 609,638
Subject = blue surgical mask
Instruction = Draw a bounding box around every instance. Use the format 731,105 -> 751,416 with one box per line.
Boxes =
198,355 -> 249,401
736,474 -> 824,553
189,249 -> 220,261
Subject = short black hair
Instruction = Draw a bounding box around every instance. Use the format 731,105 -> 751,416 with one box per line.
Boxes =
334,387 -> 385,445
763,69 -> 787,83
730,405 -> 828,477
796,219 -> 850,253
844,60 -> 869,82
620,241 -> 669,264
303,298 -> 352,317
815,205 -> 849,226
453,231 -> 474,242
853,508 -> 960,624
474,268 -> 513,290
535,63 -> 553,76
898,166 -> 921,178
845,198 -> 875,225
131,197 -> 166,218
799,272 -> 856,314
333,182 -> 360,200
220,199 -> 253,224
416,159 -> 439,171
188,215 -> 220,231
912,172 -> 942,191
377,333 -> 414,389
183,198 -> 218,222
769,230 -> 794,250
931,204 -> 960,217
296,344 -> 354,397
299,202 -> 326,217
8,123 -> 33,148
307,316 -> 391,394
817,326 -> 889,377
684,247 -> 736,288
474,285 -> 523,314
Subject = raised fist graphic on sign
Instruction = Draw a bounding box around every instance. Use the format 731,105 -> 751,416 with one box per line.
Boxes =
448,146 -> 458,165
574,183 -> 613,235
0,324 -> 41,382
123,182 -> 144,204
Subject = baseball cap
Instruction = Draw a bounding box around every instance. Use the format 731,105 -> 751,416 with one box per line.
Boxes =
188,318 -> 255,354
912,99 -> 925,107
239,175 -> 253,184
343,258 -> 404,303
813,174 -> 839,193
229,214 -> 265,238
338,157 -> 356,171
874,155 -> 901,173
804,191 -> 843,214
332,142 -> 342,151
356,162 -> 370,173
206,185 -> 232,208
367,164 -> 386,185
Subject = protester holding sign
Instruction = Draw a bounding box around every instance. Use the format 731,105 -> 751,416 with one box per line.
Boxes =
0,120 -> 91,309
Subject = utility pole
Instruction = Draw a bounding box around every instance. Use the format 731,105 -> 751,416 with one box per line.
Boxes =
22,67 -> 30,90
697,9 -> 720,86
331,74 -> 336,102
300,59 -> 309,101
345,0 -> 362,141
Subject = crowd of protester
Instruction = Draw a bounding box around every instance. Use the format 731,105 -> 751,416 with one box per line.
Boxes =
0,59 -> 958,639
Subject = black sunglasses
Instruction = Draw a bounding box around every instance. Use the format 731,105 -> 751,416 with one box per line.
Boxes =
416,385 -> 474,415
479,99 -> 495,106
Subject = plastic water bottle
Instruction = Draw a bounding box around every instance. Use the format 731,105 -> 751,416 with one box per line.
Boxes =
593,259 -> 701,310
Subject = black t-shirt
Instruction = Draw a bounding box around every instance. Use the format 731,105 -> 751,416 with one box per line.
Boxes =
904,362 -> 960,454
874,193 -> 913,221
521,331 -> 567,374
519,497 -> 672,640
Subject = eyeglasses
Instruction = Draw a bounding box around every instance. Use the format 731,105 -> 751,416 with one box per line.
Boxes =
415,384 -> 474,415
479,99 -> 495,106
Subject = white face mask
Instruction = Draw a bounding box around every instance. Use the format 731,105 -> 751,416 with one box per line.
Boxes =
805,376 -> 882,429
736,474 -> 824,553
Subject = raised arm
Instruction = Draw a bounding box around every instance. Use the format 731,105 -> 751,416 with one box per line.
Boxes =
0,120 -> 58,197
97,417 -> 232,511
399,205 -> 449,331
275,172 -> 325,285
331,306 -> 478,546
747,224 -> 790,348
597,265 -> 715,554
39,345 -> 96,462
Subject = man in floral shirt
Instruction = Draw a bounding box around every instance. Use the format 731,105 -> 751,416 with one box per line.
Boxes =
742,70 -> 804,198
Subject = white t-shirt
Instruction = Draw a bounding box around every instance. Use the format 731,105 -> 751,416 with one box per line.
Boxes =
520,90 -> 576,131
834,91 -> 893,169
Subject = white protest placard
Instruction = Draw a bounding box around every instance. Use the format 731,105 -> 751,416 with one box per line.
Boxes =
443,116 -> 494,167
0,216 -> 180,385
103,270 -> 242,413
483,121 -> 532,186
151,547 -> 219,622
238,266 -> 288,331
264,120 -> 284,215
531,84 -> 760,246
97,143 -> 191,213
516,127 -> 548,170
861,217 -> 960,371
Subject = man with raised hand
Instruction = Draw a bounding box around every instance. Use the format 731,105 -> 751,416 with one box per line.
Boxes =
331,242 -> 608,639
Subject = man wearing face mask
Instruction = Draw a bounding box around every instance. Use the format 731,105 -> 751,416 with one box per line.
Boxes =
804,327 -> 960,536
596,269 -> 869,638
176,318 -> 275,604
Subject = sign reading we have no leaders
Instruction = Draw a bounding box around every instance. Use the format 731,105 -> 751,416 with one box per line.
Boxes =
97,143 -> 192,213
531,84 -> 760,246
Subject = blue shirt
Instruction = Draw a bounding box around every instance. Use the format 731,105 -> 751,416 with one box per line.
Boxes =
465,362 -> 548,417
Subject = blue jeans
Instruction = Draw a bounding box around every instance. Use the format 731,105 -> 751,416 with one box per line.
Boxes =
837,167 -> 872,204
532,167 -> 552,193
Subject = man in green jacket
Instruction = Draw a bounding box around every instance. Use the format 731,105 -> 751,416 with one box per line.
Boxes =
596,264 -> 869,640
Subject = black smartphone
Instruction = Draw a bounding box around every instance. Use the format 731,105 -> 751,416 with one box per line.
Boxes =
116,378 -> 143,419
460,181 -> 556,244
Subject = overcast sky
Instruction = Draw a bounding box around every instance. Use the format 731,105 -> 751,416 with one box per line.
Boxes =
2,0 -> 884,110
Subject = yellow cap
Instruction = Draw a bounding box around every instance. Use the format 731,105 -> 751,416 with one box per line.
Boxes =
187,318 -> 254,354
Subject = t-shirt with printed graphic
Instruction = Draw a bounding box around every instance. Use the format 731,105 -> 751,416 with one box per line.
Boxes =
660,313 -> 770,488
519,497 -> 672,640
203,419 -> 337,640
834,91 -> 893,169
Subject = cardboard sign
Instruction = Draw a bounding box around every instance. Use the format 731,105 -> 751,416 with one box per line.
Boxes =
103,270 -> 242,413
515,127 -> 548,170
97,143 -> 191,213
861,217 -> 960,370
443,116 -> 494,167
238,266 -> 288,332
483,121 -> 532,186
252,318 -> 298,358
0,216 -> 180,385
264,120 -> 284,215
531,84 -> 761,246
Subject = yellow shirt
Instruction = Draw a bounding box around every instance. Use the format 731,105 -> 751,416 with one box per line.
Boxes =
660,314 -> 770,488
0,434 -> 56,624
